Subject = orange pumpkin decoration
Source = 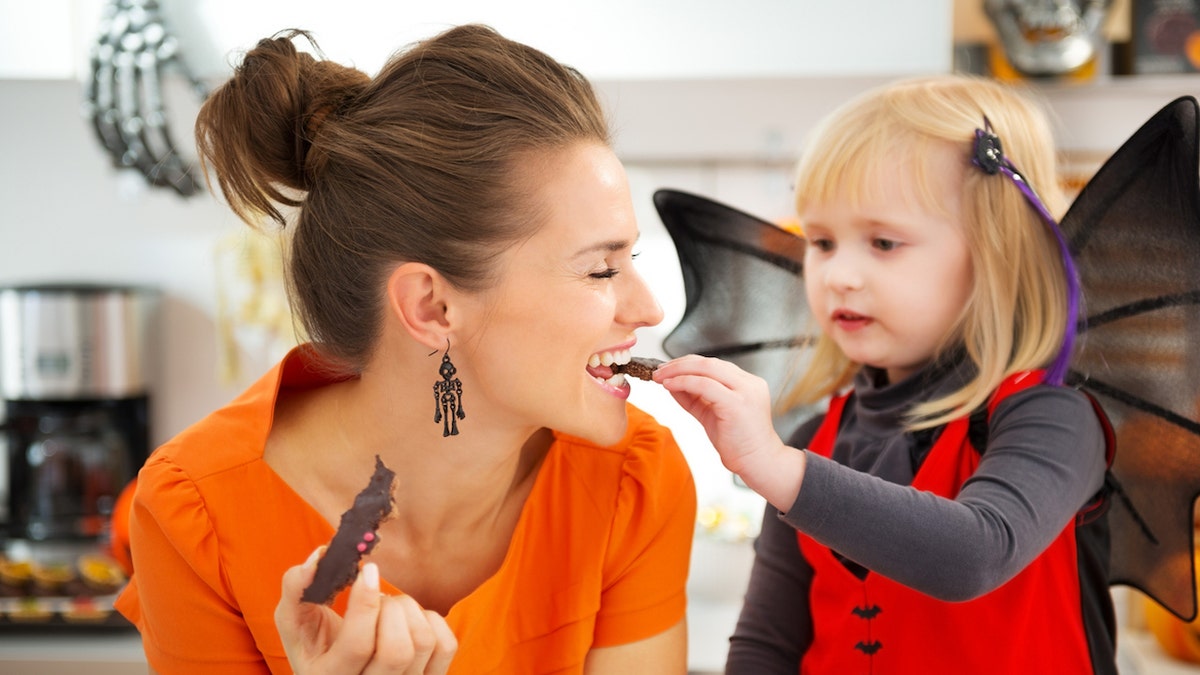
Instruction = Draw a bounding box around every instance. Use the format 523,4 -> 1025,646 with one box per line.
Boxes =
1145,554 -> 1200,664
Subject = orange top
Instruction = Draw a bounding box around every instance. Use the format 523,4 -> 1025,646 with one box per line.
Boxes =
115,347 -> 695,674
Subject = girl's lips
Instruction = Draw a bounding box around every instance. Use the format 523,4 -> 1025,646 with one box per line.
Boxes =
832,310 -> 872,331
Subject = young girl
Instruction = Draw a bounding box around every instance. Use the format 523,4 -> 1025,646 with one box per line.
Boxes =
655,75 -> 1116,673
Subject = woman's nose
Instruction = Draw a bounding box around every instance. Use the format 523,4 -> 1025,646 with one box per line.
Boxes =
622,268 -> 665,328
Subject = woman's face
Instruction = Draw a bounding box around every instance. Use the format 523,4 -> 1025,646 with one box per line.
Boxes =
456,142 -> 663,446
801,143 -> 974,384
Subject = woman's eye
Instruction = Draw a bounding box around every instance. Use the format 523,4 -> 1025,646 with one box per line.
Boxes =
590,267 -> 620,280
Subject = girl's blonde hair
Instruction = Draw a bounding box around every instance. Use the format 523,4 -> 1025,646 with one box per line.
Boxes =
777,75 -> 1072,429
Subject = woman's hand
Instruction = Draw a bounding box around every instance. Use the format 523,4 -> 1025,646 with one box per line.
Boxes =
655,354 -> 806,510
276,548 -> 457,674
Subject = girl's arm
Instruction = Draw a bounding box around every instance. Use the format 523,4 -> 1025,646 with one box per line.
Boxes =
657,355 -> 1107,601
654,355 -> 808,511
784,385 -> 1107,600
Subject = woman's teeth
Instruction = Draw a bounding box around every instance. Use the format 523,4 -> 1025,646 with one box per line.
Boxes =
589,349 -> 631,387
589,349 -> 631,368
599,372 -> 627,387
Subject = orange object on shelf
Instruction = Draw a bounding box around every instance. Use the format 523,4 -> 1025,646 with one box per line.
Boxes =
1145,550 -> 1200,663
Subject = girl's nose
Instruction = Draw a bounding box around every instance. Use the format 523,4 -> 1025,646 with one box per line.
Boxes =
823,253 -> 864,292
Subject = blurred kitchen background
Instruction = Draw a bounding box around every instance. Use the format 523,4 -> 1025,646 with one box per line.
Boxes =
2,0 -> 1200,673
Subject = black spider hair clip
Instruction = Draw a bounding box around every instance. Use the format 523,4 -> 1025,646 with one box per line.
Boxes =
972,118 -> 1005,175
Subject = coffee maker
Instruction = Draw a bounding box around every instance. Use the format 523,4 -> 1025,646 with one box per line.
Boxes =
0,284 -> 158,547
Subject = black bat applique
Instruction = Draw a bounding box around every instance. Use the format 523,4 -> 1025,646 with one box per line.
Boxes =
855,640 -> 883,655
653,96 -> 1200,622
852,604 -> 882,620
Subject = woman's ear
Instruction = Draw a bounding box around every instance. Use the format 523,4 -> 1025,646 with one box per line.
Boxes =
384,262 -> 453,351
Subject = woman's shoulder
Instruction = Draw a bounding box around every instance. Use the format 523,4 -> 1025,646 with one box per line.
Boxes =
146,394 -> 274,487
144,351 -> 306,485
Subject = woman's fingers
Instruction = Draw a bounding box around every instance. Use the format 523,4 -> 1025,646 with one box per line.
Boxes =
422,610 -> 458,675
363,594 -> 422,673
397,596 -> 439,669
277,547 -> 342,667
277,553 -> 457,675
326,562 -> 383,666
276,546 -> 323,631
364,595 -> 458,675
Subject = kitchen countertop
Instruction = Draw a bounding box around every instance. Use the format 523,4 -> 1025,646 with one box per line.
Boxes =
0,628 -> 145,675
0,624 -> 1197,674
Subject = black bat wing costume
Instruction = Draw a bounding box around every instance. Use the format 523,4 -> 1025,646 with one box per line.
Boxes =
653,96 -> 1200,621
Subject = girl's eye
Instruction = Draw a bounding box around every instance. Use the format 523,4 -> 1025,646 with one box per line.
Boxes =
808,238 -> 834,253
873,238 -> 899,252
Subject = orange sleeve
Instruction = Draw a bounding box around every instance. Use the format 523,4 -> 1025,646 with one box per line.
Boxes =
592,421 -> 697,647
114,454 -> 271,674
108,477 -> 137,577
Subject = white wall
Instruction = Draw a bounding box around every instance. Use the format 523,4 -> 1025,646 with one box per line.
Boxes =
1,0 -> 952,81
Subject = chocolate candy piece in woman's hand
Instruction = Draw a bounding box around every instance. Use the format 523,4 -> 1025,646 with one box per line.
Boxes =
613,356 -> 665,381
301,455 -> 396,605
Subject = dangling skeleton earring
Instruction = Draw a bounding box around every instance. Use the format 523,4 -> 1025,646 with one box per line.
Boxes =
432,341 -> 466,436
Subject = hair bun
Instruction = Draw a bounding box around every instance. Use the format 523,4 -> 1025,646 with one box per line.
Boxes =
195,29 -> 369,226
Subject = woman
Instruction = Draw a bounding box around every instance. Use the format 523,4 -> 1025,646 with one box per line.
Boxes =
115,24 -> 695,674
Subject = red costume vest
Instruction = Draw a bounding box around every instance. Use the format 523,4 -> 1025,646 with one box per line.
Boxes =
798,371 -> 1105,674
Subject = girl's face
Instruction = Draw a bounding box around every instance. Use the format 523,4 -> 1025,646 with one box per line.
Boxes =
800,145 -> 974,384
456,142 -> 663,446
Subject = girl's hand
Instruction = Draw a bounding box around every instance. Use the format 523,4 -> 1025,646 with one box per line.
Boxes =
276,548 -> 458,675
654,354 -> 806,510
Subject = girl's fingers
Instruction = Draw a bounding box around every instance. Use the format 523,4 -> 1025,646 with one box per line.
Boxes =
657,353 -> 748,381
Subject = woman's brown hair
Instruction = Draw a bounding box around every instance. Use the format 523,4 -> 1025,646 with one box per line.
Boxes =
195,25 -> 610,372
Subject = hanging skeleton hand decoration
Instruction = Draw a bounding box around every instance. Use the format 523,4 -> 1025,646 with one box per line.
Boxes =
433,348 -> 466,437
984,0 -> 1111,76
84,0 -> 208,197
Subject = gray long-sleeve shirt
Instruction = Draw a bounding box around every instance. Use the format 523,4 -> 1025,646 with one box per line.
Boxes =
725,361 -> 1109,673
